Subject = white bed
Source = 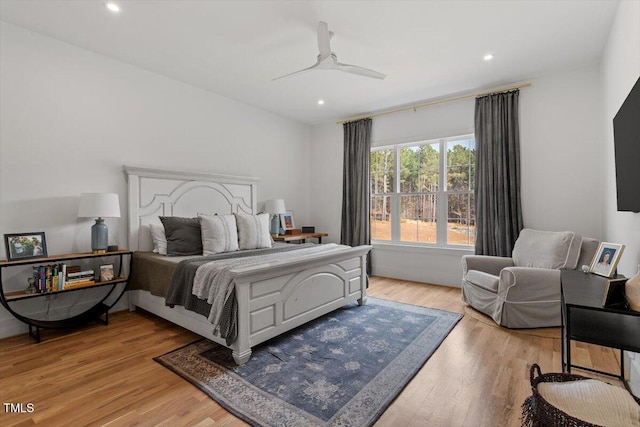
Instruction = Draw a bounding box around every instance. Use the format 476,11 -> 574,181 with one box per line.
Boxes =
124,166 -> 370,364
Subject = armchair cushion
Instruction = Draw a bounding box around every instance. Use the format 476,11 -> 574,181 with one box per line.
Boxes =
462,255 -> 514,276
466,270 -> 500,293
512,229 -> 582,270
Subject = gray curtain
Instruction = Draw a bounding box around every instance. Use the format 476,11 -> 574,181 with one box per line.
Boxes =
474,90 -> 523,256
341,118 -> 372,274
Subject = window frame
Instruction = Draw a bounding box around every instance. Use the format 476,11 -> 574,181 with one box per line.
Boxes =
370,133 -> 475,248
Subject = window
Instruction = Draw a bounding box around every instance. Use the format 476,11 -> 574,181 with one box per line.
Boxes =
370,135 -> 475,247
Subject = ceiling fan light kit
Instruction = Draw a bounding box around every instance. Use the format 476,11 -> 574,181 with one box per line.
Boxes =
274,21 -> 386,81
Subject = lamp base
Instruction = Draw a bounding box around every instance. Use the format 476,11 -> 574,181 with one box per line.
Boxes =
91,218 -> 109,253
270,214 -> 280,235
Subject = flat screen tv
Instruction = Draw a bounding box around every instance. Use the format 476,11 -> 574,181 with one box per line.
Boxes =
613,76 -> 640,212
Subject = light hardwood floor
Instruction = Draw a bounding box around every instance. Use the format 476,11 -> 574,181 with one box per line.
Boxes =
0,276 -> 622,427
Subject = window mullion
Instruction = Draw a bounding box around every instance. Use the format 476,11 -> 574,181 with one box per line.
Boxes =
391,146 -> 401,241
437,139 -> 447,245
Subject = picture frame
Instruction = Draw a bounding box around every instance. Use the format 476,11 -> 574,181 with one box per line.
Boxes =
590,242 -> 625,278
280,210 -> 296,231
4,232 -> 48,261
99,264 -> 115,282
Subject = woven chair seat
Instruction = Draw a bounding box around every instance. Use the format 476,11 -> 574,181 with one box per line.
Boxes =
522,364 -> 640,426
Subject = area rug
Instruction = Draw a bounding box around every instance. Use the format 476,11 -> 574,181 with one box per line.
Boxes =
154,297 -> 461,426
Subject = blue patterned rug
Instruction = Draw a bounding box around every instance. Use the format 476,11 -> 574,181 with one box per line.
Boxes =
154,297 -> 461,426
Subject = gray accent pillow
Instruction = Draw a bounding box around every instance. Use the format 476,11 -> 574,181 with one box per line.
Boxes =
199,214 -> 239,255
159,216 -> 202,256
235,213 -> 272,250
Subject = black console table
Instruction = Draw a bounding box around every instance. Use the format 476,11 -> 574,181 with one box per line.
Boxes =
0,250 -> 133,342
561,269 -> 640,392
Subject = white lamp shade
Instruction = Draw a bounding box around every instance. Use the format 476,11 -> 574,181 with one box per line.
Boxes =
78,193 -> 121,218
264,199 -> 286,214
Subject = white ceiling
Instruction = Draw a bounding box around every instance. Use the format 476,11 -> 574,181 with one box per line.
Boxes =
0,0 -> 619,125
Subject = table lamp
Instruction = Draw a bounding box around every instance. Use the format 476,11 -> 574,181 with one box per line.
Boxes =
264,199 -> 286,235
78,193 -> 121,253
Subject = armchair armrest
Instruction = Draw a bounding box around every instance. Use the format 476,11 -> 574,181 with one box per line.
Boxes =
462,255 -> 514,277
498,267 -> 561,302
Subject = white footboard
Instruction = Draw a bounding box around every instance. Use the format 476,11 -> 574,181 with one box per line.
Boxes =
229,245 -> 370,364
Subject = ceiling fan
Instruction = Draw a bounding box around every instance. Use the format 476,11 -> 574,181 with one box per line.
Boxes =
273,21 -> 386,81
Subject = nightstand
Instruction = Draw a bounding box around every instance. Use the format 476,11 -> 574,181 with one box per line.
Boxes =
273,232 -> 328,244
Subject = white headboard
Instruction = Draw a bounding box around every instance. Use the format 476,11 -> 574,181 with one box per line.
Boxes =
124,166 -> 260,251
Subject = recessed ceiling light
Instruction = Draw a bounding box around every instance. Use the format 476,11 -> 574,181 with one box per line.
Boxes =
483,53 -> 494,61
106,2 -> 121,13
317,100 -> 325,105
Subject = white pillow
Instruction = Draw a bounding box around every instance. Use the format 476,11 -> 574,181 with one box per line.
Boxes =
235,213 -> 272,250
149,222 -> 167,255
199,214 -> 239,255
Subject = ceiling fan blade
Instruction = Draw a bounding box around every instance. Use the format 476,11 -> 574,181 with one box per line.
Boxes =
317,21 -> 331,59
272,62 -> 320,81
274,21 -> 386,81
336,62 -> 386,80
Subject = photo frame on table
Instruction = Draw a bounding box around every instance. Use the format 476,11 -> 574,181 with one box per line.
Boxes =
4,232 -> 47,261
280,211 -> 296,231
99,264 -> 115,282
590,242 -> 625,278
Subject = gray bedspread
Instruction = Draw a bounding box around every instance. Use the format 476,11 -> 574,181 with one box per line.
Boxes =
165,243 -> 317,344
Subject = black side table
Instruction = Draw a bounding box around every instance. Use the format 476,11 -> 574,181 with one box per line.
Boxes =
561,269 -> 640,393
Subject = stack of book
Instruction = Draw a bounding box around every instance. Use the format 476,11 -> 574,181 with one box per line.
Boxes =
30,264 -> 96,292
64,267 -> 95,289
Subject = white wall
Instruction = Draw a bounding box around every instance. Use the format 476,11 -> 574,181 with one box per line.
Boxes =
309,122 -> 344,244
519,67 -> 604,237
310,66 -> 604,286
600,0 -> 640,396
0,22 -> 311,338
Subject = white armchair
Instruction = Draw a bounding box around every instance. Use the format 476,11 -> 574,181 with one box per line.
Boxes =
461,229 -> 599,328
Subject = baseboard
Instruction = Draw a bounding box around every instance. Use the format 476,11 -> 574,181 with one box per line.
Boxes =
0,317 -> 29,340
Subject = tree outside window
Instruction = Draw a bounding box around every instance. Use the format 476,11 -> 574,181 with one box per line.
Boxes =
370,135 -> 475,246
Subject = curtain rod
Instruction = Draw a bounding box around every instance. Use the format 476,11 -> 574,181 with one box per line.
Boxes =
337,82 -> 532,125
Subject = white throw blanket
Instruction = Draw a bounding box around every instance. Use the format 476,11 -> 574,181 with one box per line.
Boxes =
192,243 -> 349,329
